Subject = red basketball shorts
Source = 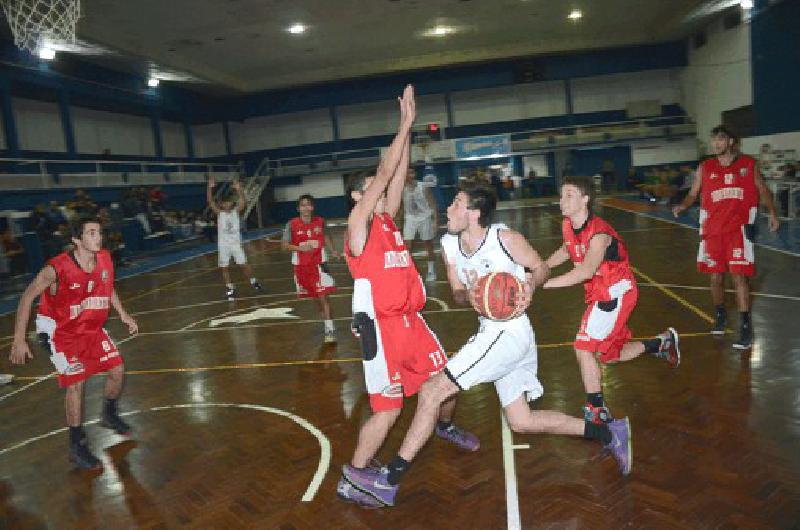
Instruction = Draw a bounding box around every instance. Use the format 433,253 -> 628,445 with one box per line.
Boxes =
294,264 -> 336,298
574,285 -> 638,363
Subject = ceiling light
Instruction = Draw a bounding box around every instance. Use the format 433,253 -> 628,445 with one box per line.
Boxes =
424,25 -> 456,37
740,0 -> 753,9
568,9 -> 583,20
147,77 -> 160,87
38,46 -> 56,60
287,23 -> 307,35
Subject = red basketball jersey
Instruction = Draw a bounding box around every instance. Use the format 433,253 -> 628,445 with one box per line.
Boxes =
289,216 -> 327,267
345,213 -> 425,318
699,155 -> 759,236
37,250 -> 114,337
563,215 -> 635,303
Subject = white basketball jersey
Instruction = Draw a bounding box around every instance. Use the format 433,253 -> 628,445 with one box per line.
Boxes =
403,181 -> 433,219
217,210 -> 242,246
441,223 -> 525,285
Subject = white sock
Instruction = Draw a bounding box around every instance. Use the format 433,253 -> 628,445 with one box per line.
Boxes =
427,261 -> 435,274
226,283 -> 234,289
250,277 -> 258,284
324,319 -> 335,332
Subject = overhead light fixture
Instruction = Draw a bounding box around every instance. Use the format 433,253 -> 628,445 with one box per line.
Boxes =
147,77 -> 160,87
568,9 -> 583,20
740,0 -> 753,9
38,46 -> 56,60
423,25 -> 456,37
287,23 -> 307,35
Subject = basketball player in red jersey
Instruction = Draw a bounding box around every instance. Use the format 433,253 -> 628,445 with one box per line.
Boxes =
282,194 -> 340,343
542,177 -> 681,474
9,217 -> 138,471
673,125 -> 780,349
336,85 -> 477,508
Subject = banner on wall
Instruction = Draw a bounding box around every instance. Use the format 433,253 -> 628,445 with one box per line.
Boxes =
454,134 -> 511,160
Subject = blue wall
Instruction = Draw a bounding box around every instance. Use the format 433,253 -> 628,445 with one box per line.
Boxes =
751,0 -> 800,135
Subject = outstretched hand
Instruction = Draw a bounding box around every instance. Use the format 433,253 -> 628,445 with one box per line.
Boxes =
398,84 -> 416,128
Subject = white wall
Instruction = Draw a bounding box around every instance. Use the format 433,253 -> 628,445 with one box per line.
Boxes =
571,69 -> 681,115
273,173 -> 345,202
161,120 -> 187,158
631,137 -> 699,167
193,123 -> 227,157
451,81 -> 566,126
680,15 -> 752,145
72,106 -> 155,156
229,108 -> 332,153
338,94 -> 447,139
13,98 -> 66,152
742,131 -> 800,156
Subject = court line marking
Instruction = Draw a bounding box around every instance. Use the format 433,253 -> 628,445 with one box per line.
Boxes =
637,282 -> 800,302
0,402 -> 330,502
601,200 -> 800,258
0,373 -> 54,402
501,413 -> 521,530
8,331 -> 714,381
630,266 -> 715,324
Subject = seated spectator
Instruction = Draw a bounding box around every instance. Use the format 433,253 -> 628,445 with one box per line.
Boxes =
0,228 -> 25,276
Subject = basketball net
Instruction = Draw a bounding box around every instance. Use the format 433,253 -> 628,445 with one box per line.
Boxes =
1,0 -> 80,53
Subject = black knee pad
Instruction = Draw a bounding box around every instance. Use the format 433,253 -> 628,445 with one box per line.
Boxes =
352,312 -> 378,361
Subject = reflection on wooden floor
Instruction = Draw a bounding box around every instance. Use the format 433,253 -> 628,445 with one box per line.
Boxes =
1,201 -> 799,528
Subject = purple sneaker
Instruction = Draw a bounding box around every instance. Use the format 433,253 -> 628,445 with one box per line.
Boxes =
337,476 -> 384,508
605,417 -> 632,476
342,464 -> 398,507
435,423 -> 480,452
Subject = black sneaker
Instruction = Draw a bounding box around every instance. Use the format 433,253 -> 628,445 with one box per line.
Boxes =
711,309 -> 726,335
226,287 -> 236,300
101,412 -> 132,436
733,323 -> 752,350
251,281 -> 263,292
69,438 -> 103,470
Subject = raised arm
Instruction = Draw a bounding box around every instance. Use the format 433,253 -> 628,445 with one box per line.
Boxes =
753,166 -> 780,232
233,180 -> 246,214
543,233 -> 610,289
207,177 -> 221,214
9,265 -> 57,364
385,131 -> 411,218
348,84 -> 416,256
672,165 -> 703,217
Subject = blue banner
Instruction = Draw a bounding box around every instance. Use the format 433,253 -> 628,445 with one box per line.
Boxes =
454,134 -> 511,159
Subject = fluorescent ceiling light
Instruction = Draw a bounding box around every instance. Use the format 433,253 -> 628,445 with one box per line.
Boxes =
568,9 -> 583,20
740,0 -> 753,9
38,46 -> 56,60
147,77 -> 160,87
424,25 -> 456,37
288,23 -> 307,34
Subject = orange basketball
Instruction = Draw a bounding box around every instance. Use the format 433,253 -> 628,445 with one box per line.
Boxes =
473,272 -> 522,321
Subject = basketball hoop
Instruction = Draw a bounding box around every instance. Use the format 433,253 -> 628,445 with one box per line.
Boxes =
1,0 -> 80,54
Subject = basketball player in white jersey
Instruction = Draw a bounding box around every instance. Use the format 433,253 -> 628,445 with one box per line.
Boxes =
345,184 -> 632,507
207,177 -> 262,300
402,167 -> 438,282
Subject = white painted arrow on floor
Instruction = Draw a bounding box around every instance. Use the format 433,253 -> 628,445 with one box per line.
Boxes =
209,307 -> 299,327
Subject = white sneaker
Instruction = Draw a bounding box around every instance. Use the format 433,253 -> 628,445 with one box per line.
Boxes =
324,331 -> 337,344
0,374 -> 14,385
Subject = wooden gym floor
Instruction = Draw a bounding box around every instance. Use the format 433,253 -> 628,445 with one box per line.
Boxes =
1,198 -> 799,529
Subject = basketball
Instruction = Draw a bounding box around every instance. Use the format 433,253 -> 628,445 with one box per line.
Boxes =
473,272 -> 523,321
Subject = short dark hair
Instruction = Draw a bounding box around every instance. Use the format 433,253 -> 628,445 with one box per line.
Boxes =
298,194 -> 315,205
459,183 -> 497,227
345,169 -> 375,211
562,176 -> 594,211
70,216 -> 102,240
711,125 -> 739,142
